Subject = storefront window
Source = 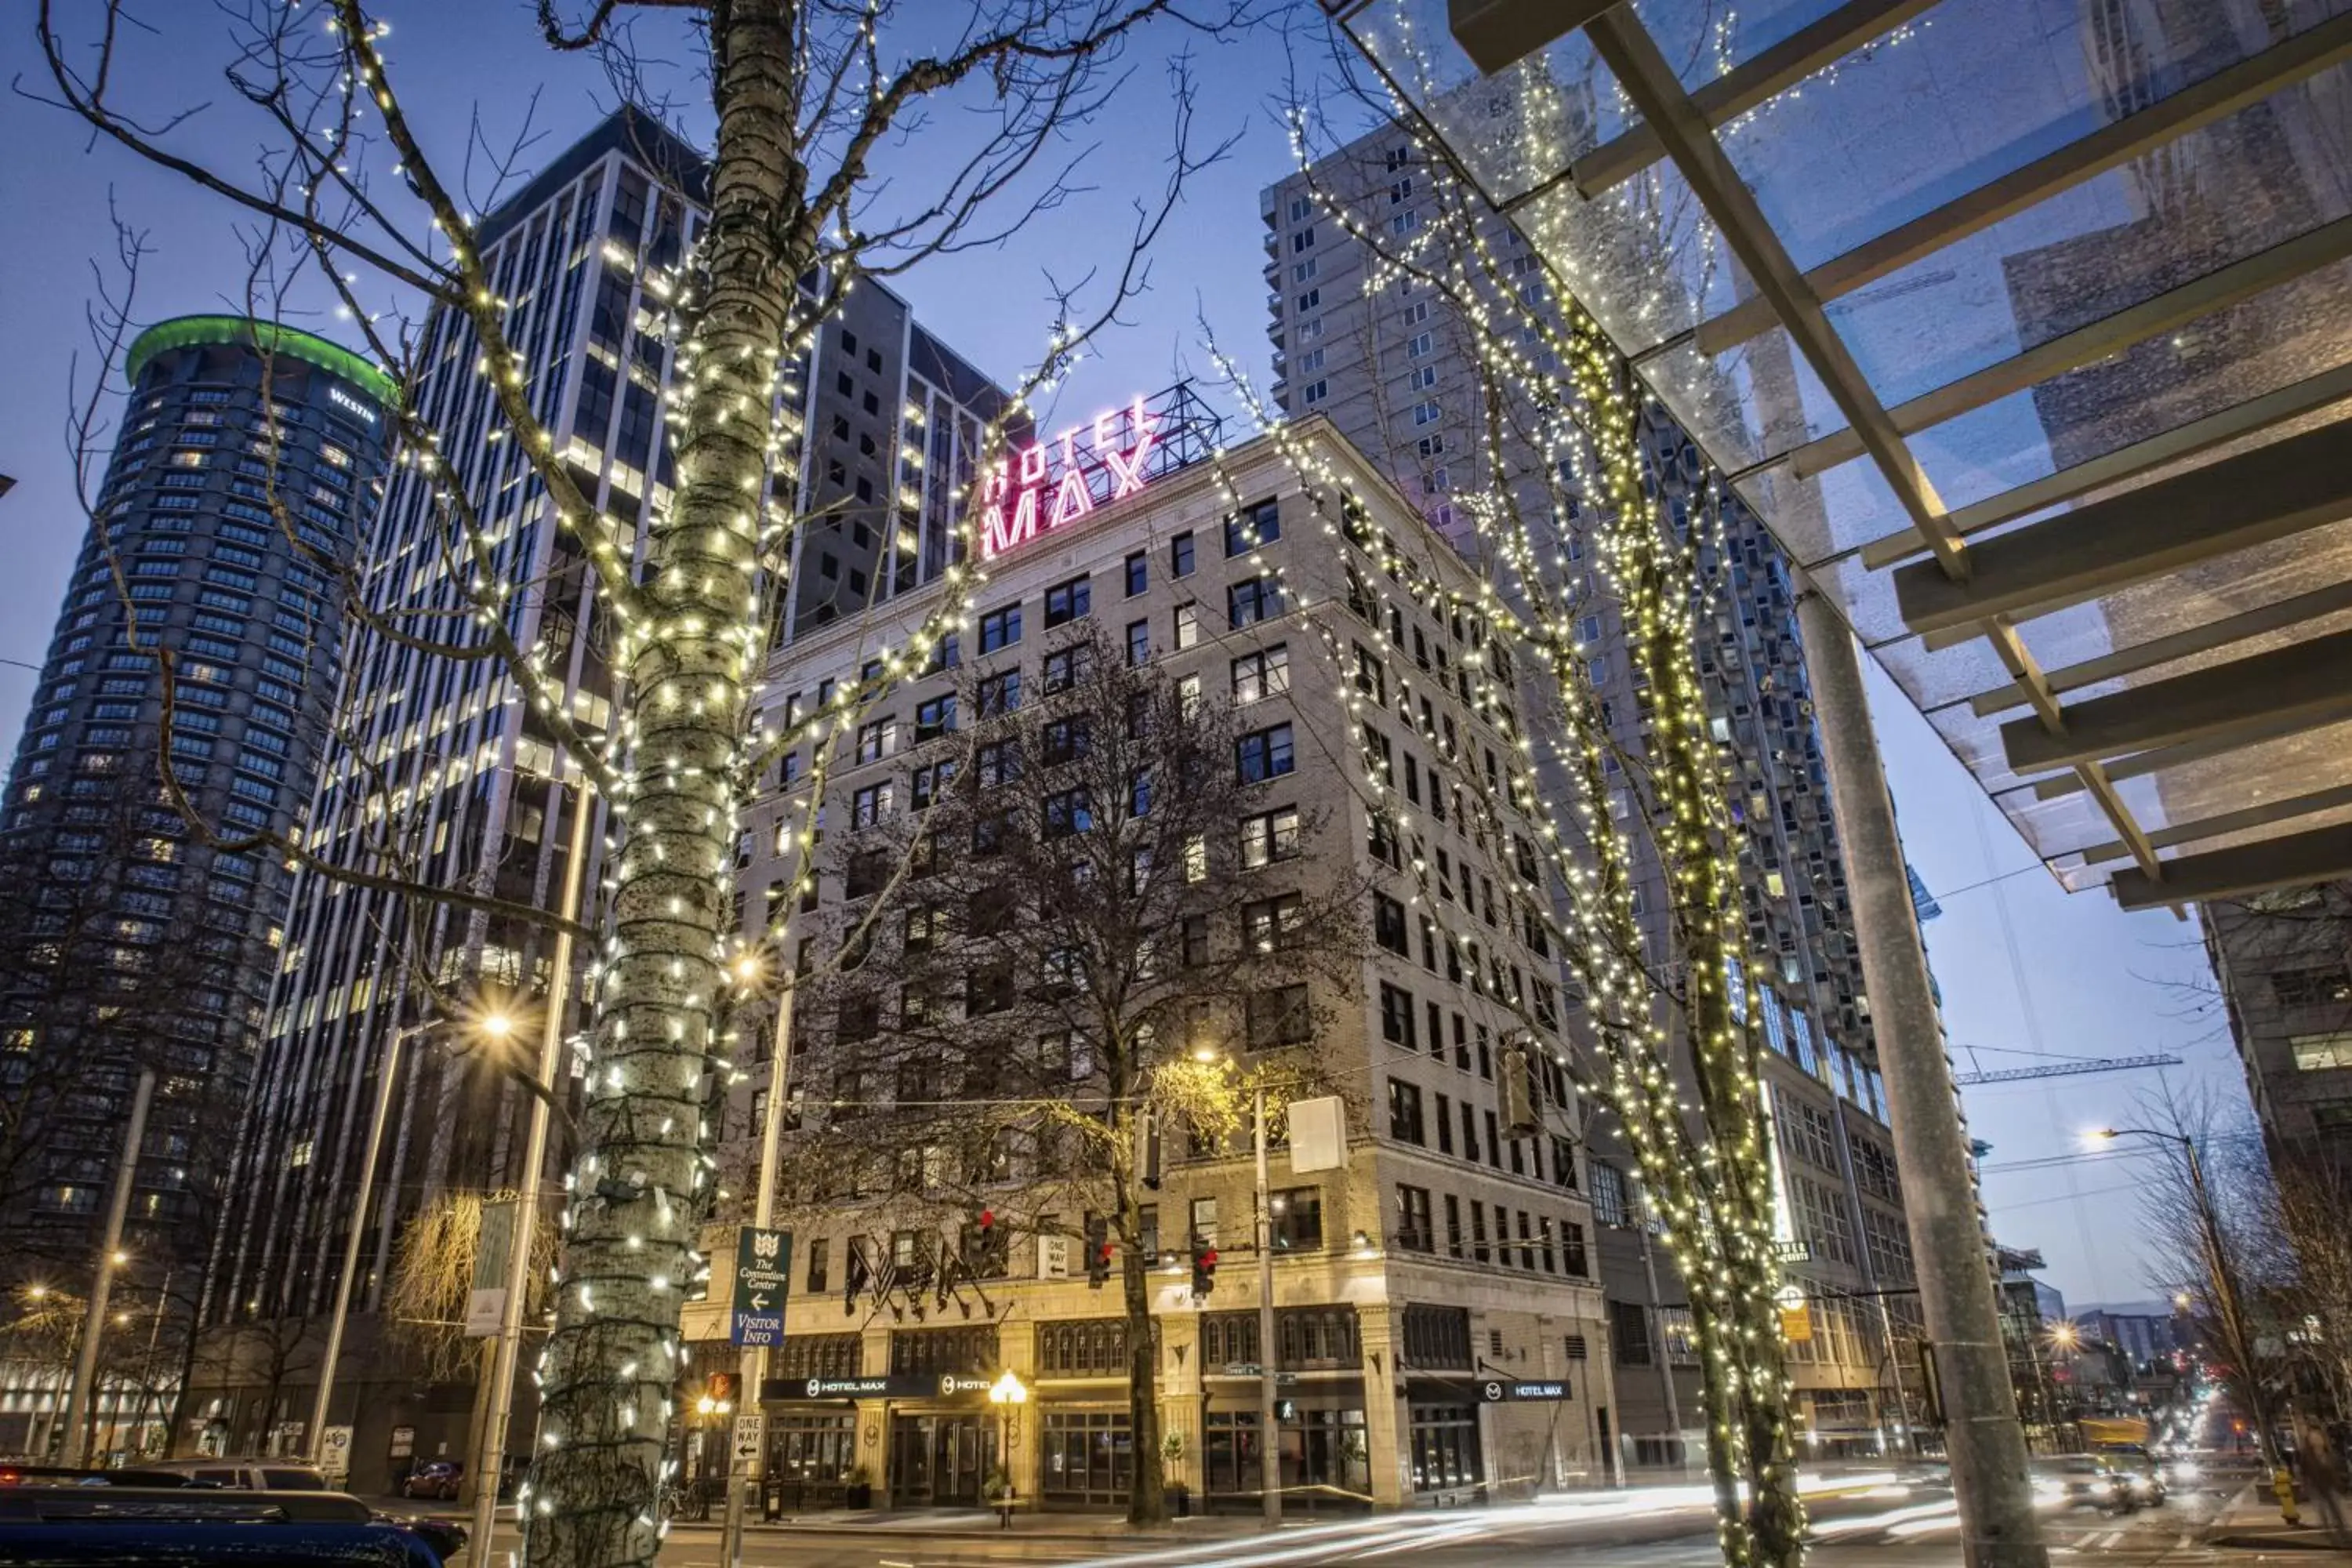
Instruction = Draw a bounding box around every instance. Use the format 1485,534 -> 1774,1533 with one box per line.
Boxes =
1041,1411 -> 1131,1505
769,1414 -> 856,1483
1408,1403 -> 1482,1492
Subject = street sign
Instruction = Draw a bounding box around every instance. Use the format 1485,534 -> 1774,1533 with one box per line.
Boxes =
318,1425 -> 353,1481
731,1226 -> 792,1346
466,1200 -> 519,1338
732,1413 -> 764,1464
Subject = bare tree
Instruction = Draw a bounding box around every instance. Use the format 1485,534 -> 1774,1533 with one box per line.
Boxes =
2129,1084 -> 2290,1465
33,1 -> 1263,1559
782,624 -> 1363,1522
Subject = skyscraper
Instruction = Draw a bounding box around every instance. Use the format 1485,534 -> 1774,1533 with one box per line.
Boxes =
1264,135 -> 1922,1467
0,315 -> 393,1454
190,110 -> 1005,1486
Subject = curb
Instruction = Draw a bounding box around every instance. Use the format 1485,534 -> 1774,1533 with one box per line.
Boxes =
2208,1534 -> 2350,1552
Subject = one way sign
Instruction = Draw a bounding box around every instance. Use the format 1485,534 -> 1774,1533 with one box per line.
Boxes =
731,1226 -> 792,1347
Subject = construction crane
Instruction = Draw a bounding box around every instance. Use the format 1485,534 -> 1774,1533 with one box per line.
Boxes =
1950,1052 -> 2182,1087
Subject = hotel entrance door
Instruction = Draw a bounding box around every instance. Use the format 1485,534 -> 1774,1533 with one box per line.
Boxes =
887,1414 -> 996,1507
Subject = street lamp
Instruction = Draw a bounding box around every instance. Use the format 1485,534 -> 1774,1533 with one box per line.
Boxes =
989,1372 -> 1028,1525
2090,1126 -> 2274,1465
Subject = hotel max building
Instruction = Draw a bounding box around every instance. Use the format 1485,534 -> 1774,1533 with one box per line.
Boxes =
192,112 -> 1004,1488
706,418 -> 1614,1512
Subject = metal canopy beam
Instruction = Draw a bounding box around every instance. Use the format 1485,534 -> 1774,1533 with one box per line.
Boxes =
1563,0 -> 1939,199
2111,821 -> 2352,910
2081,782 -> 2352,866
1693,15 -> 2352,356
1788,212 -> 2352,479
1999,626 -> 2352,775
1893,421 -> 2352,635
1856,361 -> 2352,571
1583,5 -> 1962,568
1966,580 -> 2352,718
1448,0 -> 1614,74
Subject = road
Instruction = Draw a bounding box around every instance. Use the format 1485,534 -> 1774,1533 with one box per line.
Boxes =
452,1472 -> 2351,1568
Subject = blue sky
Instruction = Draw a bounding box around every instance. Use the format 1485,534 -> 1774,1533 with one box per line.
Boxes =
0,0 -> 2234,1308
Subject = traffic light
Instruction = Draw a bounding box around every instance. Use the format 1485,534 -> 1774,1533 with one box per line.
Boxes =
1189,1234 -> 1218,1298
1084,1216 -> 1112,1288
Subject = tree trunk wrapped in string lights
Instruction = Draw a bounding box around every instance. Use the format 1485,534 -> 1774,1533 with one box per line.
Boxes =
38,2 -> 1252,1562
1217,83 -> 1809,1567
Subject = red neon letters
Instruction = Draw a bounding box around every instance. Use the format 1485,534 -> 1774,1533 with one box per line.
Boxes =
978,397 -> 1158,560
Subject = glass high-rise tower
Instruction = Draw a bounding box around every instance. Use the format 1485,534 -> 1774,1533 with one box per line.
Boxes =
0,316 -> 393,1455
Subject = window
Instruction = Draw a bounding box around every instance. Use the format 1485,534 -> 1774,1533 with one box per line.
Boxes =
1395,1185 -> 1434,1252
1170,532 -> 1196,577
1227,575 -> 1285,630
1246,985 -> 1311,1048
915,693 -> 956,741
1270,1188 -> 1323,1250
1374,895 -> 1409,956
2275,965 -> 2351,1010
1225,499 -> 1281,556
851,782 -> 893,828
1127,619 -> 1151,667
960,674 -> 1017,728
1240,805 -> 1300,867
1232,645 -> 1289,703
1412,400 -> 1440,426
1044,575 -> 1091,627
855,717 -> 897,764
1190,1196 -> 1220,1247
1174,603 -> 1200,650
979,604 -> 1022,652
1043,787 -> 1093,839
1590,1161 -> 1631,1228
1388,1080 -> 1425,1144
1236,724 -> 1294,783
1043,641 -> 1094,693
1044,715 -> 1091,763
1124,552 -> 1149,597
2292,1033 -> 2352,1072
1563,1221 -> 1588,1277
1611,1301 -> 1652,1366
1379,983 -> 1417,1049
1300,380 -> 1327,406
1242,893 -> 1304,953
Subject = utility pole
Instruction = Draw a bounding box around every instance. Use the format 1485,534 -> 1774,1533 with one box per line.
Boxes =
720,981 -> 796,1568
1795,586 -> 2048,1568
1254,1088 -> 1279,1526
62,1066 -> 155,1468
474,779 -> 594,1562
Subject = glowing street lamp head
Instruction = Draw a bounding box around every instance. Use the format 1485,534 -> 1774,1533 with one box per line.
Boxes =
2082,1127 -> 2121,1151
989,1370 -> 1028,1406
477,1011 -> 517,1044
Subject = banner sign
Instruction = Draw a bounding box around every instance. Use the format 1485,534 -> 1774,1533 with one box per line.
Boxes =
731,1226 -> 792,1347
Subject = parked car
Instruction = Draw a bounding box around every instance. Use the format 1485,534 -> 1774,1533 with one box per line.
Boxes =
2111,1454 -> 2168,1508
0,1480 -> 442,1566
401,1461 -> 464,1501
141,1457 -> 332,1492
2031,1454 -> 2136,1512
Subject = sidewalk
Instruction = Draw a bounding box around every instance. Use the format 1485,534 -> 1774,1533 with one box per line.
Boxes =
2206,1479 -> 2352,1552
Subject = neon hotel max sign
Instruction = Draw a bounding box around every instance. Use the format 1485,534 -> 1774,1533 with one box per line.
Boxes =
978,397 -> 1159,561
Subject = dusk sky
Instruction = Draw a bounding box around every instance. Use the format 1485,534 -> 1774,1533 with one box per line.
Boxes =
0,0 -> 2234,1308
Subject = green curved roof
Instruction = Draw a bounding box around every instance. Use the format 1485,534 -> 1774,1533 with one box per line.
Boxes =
125,314 -> 400,408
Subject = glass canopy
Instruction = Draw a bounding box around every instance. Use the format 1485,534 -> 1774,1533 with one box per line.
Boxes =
1338,0 -> 2352,907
